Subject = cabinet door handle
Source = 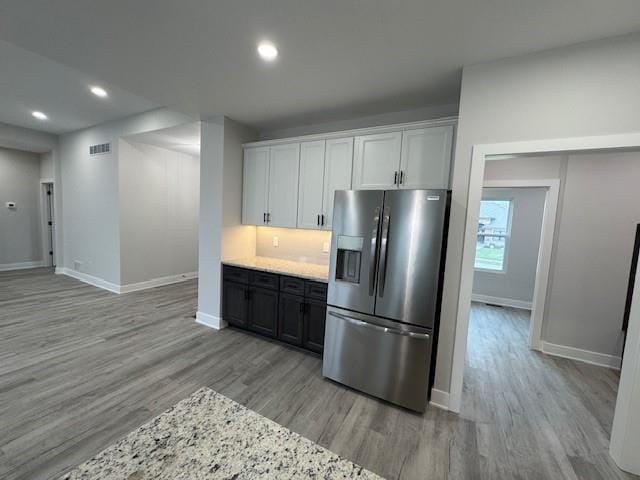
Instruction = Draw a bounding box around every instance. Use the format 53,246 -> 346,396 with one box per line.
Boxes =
267,212 -> 271,223
321,214 -> 325,226
263,212 -> 266,223
299,302 -> 305,313
393,171 -> 398,185
400,170 -> 404,185
317,214 -> 320,226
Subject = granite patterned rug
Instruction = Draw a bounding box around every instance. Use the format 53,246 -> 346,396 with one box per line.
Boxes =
60,387 -> 382,479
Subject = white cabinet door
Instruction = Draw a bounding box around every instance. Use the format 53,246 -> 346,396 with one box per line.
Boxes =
297,140 -> 326,229
399,126 -> 453,189
268,143 -> 300,228
322,137 -> 353,230
352,132 -> 402,190
242,147 -> 270,225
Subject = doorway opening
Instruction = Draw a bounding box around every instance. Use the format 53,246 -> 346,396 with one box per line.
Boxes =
41,182 -> 55,267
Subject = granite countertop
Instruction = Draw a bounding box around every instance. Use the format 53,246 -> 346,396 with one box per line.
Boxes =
223,256 -> 329,283
60,387 -> 381,480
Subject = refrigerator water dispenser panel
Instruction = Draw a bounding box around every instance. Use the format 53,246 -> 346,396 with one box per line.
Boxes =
335,235 -> 364,283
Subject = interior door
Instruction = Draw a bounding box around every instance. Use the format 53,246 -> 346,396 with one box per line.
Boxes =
297,140 -> 325,229
242,147 -> 270,225
374,189 -> 448,328
399,126 -> 453,189
268,143 -> 300,228
322,137 -> 353,230
352,132 -> 402,190
327,190 -> 384,315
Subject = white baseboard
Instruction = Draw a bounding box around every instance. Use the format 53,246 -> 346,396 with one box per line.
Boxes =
55,267 -> 120,294
119,271 -> 198,293
195,311 -> 227,330
471,294 -> 532,310
541,341 -> 622,370
56,268 -> 197,295
429,388 -> 450,411
0,260 -> 45,272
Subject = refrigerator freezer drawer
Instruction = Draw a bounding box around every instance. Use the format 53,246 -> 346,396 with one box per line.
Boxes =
322,307 -> 433,412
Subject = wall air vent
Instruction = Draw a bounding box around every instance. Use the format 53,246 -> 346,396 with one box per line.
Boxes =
89,142 -> 111,156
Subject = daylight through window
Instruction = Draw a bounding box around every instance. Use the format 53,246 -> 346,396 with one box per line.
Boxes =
475,199 -> 512,271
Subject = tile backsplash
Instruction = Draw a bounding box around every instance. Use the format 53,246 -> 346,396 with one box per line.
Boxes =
255,227 -> 331,265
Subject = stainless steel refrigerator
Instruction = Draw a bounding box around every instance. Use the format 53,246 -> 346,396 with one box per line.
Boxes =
322,189 -> 450,412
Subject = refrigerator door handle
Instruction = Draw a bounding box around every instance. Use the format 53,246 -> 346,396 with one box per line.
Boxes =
377,208 -> 391,297
369,206 -> 381,296
328,311 -> 430,339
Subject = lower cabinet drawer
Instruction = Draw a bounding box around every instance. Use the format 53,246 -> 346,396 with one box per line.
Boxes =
305,281 -> 328,301
250,271 -> 279,290
223,266 -> 249,284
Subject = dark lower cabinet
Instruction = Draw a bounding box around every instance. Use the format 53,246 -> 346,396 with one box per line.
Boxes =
248,286 -> 278,338
303,298 -> 327,353
222,280 -> 248,328
222,265 -> 327,354
278,293 -> 305,346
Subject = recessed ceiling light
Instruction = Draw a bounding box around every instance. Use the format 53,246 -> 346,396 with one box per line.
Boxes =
257,41 -> 278,62
32,111 -> 48,120
90,86 -> 108,98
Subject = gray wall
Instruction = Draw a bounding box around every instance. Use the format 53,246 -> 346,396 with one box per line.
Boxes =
59,108 -> 193,285
436,32 -> 640,394
118,140 -> 199,285
39,151 -> 53,179
0,147 -> 42,266
472,187 -> 546,305
259,103 -> 458,140
544,151 -> 639,357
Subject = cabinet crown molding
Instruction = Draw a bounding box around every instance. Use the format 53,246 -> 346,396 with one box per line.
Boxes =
243,116 -> 458,149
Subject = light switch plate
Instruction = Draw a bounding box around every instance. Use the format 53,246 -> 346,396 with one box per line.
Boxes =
272,236 -> 279,247
322,242 -> 330,253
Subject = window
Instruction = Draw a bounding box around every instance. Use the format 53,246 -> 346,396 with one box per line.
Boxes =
475,199 -> 512,272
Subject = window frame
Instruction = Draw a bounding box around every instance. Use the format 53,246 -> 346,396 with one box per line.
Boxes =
474,197 -> 514,274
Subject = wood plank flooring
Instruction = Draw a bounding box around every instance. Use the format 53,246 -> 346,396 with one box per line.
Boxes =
0,269 -> 635,479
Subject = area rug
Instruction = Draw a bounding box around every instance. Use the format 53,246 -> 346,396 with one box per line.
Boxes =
60,387 -> 382,479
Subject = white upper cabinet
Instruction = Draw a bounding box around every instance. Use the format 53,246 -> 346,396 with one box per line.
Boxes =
242,147 -> 270,225
242,120 -> 454,228
297,140 -> 326,229
399,126 -> 453,189
322,137 -> 354,230
268,143 -> 300,228
352,132 -> 402,190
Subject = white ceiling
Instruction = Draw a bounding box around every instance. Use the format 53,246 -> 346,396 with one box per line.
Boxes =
124,122 -> 201,157
0,40 -> 157,134
1,1 -> 640,133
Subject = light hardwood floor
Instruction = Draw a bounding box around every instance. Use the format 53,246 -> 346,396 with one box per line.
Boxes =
0,269 -> 635,479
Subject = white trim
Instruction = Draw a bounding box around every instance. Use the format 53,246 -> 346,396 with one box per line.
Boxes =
195,311 -> 227,330
56,267 -> 198,294
0,260 -> 45,272
243,117 -> 458,148
119,271 -> 198,293
56,267 -> 120,294
471,294 -> 532,310
541,341 -> 622,370
429,388 -> 450,411
449,131 -> 640,414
